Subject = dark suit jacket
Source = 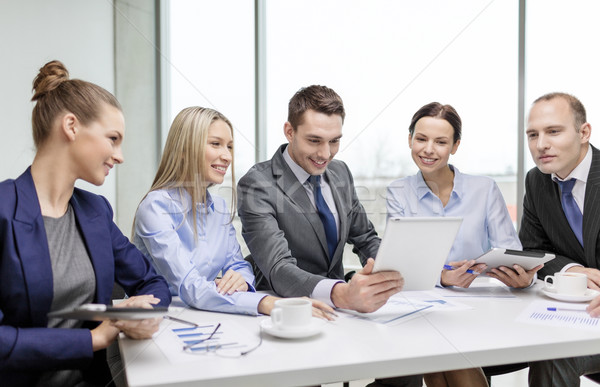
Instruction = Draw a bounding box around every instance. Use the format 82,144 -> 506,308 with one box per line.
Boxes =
237,144 -> 380,297
0,168 -> 171,386
520,145 -> 600,277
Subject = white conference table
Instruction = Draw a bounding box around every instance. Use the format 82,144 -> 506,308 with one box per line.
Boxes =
119,279 -> 600,387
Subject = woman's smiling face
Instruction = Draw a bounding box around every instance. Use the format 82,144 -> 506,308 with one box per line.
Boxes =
409,116 -> 459,175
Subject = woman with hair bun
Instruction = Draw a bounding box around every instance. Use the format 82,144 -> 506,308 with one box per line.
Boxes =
0,60 -> 170,386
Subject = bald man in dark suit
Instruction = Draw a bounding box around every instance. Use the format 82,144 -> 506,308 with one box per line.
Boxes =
520,92 -> 600,386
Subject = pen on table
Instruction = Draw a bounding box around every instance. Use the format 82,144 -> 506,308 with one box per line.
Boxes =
164,315 -> 200,327
547,307 -> 588,313
443,265 -> 479,275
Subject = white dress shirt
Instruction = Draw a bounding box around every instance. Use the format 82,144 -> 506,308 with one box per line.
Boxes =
551,144 -> 592,272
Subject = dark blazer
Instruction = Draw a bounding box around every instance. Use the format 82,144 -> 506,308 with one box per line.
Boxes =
520,145 -> 600,277
0,168 -> 171,386
237,144 -> 380,297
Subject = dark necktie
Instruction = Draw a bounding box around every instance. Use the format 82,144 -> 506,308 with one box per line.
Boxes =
309,175 -> 338,259
557,178 -> 583,246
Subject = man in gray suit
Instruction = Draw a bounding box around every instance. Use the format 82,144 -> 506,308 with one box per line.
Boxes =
521,92 -> 600,386
239,85 -> 422,386
237,85 -> 404,314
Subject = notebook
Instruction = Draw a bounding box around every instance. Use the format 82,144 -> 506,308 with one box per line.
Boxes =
372,217 -> 463,291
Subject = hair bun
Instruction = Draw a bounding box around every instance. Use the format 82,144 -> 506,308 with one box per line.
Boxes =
31,60 -> 70,101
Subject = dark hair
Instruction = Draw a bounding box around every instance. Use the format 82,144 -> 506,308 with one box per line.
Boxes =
408,102 -> 461,143
533,92 -> 587,131
31,60 -> 122,148
287,85 -> 345,129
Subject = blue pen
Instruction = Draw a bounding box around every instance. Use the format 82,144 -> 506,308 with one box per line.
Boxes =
547,307 -> 587,313
443,264 -> 478,275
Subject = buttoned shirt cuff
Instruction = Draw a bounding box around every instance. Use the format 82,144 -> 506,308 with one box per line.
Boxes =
311,279 -> 344,308
561,263 -> 584,273
235,292 -> 270,316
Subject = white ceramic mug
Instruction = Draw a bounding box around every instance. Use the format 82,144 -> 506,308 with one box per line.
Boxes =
544,272 -> 588,295
271,298 -> 312,331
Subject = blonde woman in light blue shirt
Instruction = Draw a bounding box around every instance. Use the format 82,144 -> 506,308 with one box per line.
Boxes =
134,107 -> 334,318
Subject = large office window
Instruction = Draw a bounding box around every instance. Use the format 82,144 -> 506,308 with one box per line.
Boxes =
168,1 -> 600,268
265,1 -> 518,246
169,1 -> 519,267
169,0 -> 255,188
525,0 -> 600,171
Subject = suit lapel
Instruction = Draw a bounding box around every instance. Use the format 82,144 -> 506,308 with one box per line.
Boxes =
13,169 -> 53,326
584,146 -> 600,267
70,192 -> 112,304
272,146 -> 330,261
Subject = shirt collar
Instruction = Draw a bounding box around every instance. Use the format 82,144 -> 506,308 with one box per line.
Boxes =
168,188 -> 215,212
415,165 -> 462,200
551,144 -> 592,183
203,191 -> 215,211
450,165 -> 463,198
283,144 -> 312,183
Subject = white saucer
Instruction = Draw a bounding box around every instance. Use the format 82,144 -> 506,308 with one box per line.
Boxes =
260,317 -> 325,339
541,287 -> 600,302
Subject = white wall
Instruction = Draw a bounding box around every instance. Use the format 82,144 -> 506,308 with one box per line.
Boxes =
0,0 -> 116,205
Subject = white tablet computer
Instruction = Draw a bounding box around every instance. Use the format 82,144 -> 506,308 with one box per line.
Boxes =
48,303 -> 169,321
474,248 -> 555,274
373,217 -> 462,291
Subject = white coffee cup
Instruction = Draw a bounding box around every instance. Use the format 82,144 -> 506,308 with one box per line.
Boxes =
544,272 -> 588,296
271,298 -> 312,331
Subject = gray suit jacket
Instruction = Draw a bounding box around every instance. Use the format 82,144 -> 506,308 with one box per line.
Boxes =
237,144 -> 380,297
520,145 -> 600,277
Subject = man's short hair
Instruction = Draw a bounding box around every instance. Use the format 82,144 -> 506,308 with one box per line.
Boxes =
533,92 -> 587,131
287,85 -> 345,129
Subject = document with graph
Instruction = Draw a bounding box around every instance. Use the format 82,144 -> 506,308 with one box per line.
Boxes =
516,300 -> 599,329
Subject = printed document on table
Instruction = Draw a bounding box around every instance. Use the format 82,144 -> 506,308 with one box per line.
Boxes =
402,290 -> 473,312
516,300 -> 600,330
153,319 -> 261,363
338,291 -> 471,325
434,277 -> 517,299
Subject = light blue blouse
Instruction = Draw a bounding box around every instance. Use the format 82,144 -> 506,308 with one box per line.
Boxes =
134,189 -> 266,315
386,166 -> 522,264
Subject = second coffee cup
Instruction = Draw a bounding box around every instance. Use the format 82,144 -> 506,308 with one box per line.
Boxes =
544,272 -> 588,295
271,298 -> 312,331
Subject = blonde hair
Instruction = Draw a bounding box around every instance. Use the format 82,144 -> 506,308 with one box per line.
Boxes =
140,107 -> 235,241
31,60 -> 121,148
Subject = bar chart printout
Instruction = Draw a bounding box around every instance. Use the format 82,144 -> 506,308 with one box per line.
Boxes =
517,300 -> 599,329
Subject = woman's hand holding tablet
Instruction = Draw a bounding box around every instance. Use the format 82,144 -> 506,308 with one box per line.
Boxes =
476,248 -> 553,288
